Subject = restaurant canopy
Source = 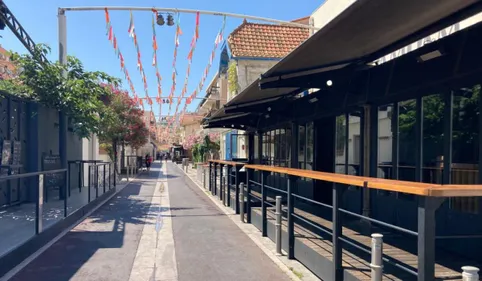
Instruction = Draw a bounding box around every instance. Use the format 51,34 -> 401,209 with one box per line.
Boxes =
222,0 -> 482,113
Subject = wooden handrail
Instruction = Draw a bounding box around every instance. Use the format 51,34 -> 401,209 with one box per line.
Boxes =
208,159 -> 245,166
244,164 -> 482,198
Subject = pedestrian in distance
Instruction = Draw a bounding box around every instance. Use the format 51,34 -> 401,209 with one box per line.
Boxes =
145,154 -> 153,172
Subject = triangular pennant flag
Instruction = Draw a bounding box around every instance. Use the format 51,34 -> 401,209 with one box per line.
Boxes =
105,8 -> 110,23
128,11 -> 135,37
108,26 -> 113,42
195,12 -> 200,40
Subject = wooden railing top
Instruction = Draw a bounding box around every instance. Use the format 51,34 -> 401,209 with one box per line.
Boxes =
244,164 -> 482,198
209,159 -> 245,166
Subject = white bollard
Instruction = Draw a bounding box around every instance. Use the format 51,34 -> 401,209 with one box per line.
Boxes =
239,182 -> 245,223
370,233 -> 383,281
462,266 -> 479,281
275,196 -> 282,255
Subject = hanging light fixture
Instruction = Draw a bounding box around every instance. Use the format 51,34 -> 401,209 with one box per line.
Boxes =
156,14 -> 165,26
167,14 -> 175,26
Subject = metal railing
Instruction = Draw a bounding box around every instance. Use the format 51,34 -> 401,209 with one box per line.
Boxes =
0,169 -> 68,234
0,161 -> 117,257
206,160 -> 482,281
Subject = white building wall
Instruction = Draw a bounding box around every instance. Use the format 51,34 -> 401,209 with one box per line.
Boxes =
310,0 -> 356,30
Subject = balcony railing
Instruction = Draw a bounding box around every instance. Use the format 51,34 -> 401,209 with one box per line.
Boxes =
207,160 -> 482,281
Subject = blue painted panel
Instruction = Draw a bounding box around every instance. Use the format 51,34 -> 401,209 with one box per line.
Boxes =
232,130 -> 238,159
225,131 -> 231,160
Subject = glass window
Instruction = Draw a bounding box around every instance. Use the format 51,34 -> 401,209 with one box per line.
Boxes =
349,111 -> 362,176
298,125 -> 306,169
422,94 -> 445,184
398,99 -> 417,182
254,134 -> 259,164
377,105 -> 393,179
306,122 -> 314,171
450,85 -> 480,214
335,115 -> 346,174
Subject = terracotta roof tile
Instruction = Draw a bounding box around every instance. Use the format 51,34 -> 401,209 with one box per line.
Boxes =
227,21 -> 309,59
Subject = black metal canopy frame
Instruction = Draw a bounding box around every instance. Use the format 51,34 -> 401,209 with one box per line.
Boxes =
204,0 -> 482,130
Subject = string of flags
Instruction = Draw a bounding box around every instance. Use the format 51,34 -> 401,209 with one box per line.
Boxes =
167,12 -> 200,132
128,11 -> 153,108
151,9 -> 163,121
102,9 -> 228,140
179,15 -> 226,124
104,8 -> 142,109
161,12 -> 183,135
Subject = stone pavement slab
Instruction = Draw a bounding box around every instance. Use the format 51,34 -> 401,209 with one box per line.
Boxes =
166,162 -> 291,281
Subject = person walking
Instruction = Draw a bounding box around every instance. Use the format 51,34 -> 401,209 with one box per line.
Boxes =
145,154 -> 153,172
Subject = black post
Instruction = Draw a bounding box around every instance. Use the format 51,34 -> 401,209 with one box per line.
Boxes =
287,175 -> 295,259
261,171 -> 268,237
417,197 -> 444,281
35,174 -> 44,235
78,162 -> 82,192
219,164 -> 224,201
67,163 -> 71,197
103,164 -> 106,194
209,162 -> 212,193
246,168 -> 252,223
108,163 -> 111,190
235,166 -> 240,214
332,184 -> 344,281
95,165 -> 99,198
88,165 -> 91,203
227,165 -> 232,207
214,163 -> 218,196
64,170 -> 68,217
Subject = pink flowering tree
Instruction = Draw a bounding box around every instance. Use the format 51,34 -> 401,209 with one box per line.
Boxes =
183,134 -> 201,150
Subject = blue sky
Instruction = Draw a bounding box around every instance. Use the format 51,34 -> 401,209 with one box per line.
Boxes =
2,0 -> 320,119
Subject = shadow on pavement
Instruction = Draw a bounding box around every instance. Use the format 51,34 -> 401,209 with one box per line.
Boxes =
9,180 -> 157,281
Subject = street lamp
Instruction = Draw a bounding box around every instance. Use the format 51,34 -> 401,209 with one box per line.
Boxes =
156,14 -> 165,26
167,14 -> 174,26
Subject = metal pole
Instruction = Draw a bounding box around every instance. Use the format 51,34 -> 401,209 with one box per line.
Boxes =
64,170 -> 68,217
58,9 -> 68,187
462,266 -> 479,281
95,165 -> 99,198
261,171 -> 267,237
235,167 -> 240,214
370,233 -> 383,281
127,162 -> 130,181
36,174 -> 44,234
103,164 -> 106,194
275,195 -> 282,255
108,163 -> 111,190
88,165 -> 91,203
227,166 -> 231,207
239,182 -> 245,222
60,6 -> 320,31
287,176 -> 295,259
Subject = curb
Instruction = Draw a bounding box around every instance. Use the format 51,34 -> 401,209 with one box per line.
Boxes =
1,170 -> 144,281
175,164 -> 320,281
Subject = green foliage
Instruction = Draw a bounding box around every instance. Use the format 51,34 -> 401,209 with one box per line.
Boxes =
396,85 -> 480,162
0,44 -> 119,138
228,60 -> 239,94
203,135 -> 220,152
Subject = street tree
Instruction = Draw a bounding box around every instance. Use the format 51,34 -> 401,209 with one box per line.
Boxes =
0,44 -> 119,138
98,85 -> 149,169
